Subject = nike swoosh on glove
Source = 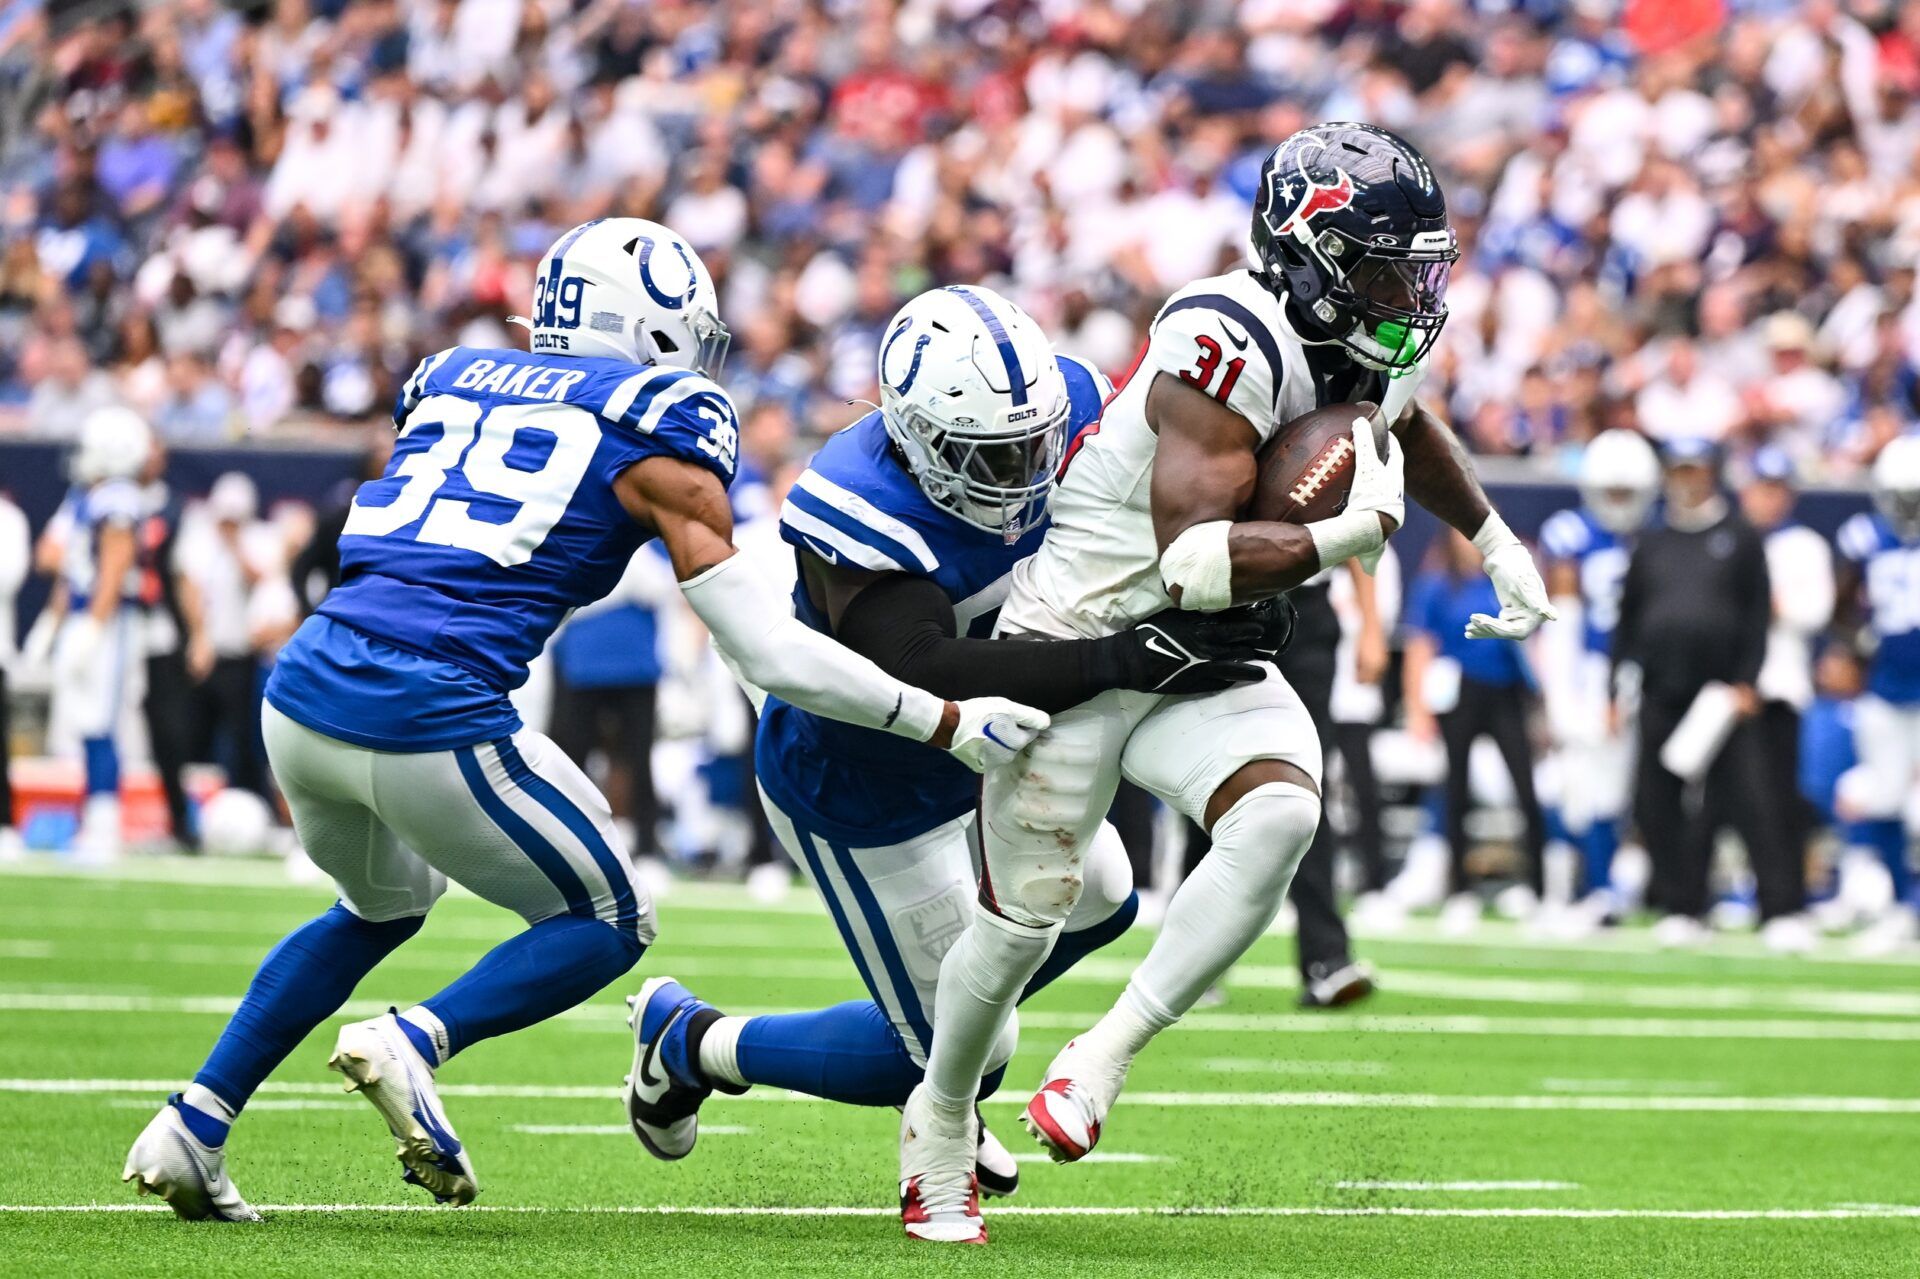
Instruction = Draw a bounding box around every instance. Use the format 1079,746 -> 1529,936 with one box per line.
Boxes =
945,697 -> 1049,772
1124,606 -> 1273,694
1465,541 -> 1559,640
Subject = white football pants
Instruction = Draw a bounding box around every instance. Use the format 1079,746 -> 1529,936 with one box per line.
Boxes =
1850,695 -> 1920,827
261,701 -> 654,943
975,667 -> 1322,929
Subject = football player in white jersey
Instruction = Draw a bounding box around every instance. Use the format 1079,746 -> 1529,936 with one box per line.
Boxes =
899,123 -> 1557,1242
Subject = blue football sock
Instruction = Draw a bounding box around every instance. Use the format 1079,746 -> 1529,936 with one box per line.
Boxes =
422,915 -> 643,1060
1583,819 -> 1618,896
1854,820 -> 1914,904
194,903 -> 424,1112
735,1000 -> 923,1106
1024,890 -> 1139,1000
82,736 -> 119,796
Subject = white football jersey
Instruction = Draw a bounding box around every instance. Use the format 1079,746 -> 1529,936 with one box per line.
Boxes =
1000,269 -> 1426,639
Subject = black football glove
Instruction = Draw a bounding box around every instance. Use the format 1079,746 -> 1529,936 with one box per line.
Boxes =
1111,603 -> 1281,695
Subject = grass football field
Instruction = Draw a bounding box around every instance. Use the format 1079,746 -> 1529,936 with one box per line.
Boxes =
0,859 -> 1915,1276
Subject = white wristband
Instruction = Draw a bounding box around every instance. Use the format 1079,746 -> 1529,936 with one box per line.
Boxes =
1307,509 -> 1387,569
1471,510 -> 1521,557
1160,520 -> 1235,612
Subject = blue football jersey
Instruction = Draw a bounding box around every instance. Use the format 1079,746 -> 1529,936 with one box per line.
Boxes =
1540,507 -> 1630,656
1837,512 -> 1920,705
59,480 -> 144,611
267,346 -> 739,751
756,354 -> 1110,845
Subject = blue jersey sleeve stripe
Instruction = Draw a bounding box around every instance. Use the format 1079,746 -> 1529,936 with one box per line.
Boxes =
790,469 -> 940,572
945,286 -> 1028,405
783,487 -> 933,574
780,499 -> 913,573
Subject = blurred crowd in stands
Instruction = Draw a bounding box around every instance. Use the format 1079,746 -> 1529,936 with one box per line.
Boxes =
4,0 -> 1920,483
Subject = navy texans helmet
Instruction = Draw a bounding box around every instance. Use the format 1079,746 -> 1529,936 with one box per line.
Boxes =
1251,123 -> 1458,375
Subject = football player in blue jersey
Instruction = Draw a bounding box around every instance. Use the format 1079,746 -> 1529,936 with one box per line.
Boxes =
1538,428 -> 1659,923
619,286 -> 1286,1197
1834,436 -> 1920,955
121,220 -> 1054,1220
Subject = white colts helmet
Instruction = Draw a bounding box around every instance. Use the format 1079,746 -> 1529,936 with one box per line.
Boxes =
1873,434 -> 1920,541
520,218 -> 730,376
1580,428 -> 1660,534
71,406 -> 153,485
877,286 -> 1070,544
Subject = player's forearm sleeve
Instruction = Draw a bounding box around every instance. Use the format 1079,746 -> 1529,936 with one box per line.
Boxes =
835,573 -> 1131,713
679,552 -> 944,741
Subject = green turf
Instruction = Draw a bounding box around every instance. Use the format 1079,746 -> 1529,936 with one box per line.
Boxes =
1,860 -> 1916,1276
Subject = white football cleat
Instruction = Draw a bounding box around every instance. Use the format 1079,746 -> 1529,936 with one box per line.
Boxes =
1851,906 -> 1919,958
899,1084 -> 985,1244
1022,1037 -> 1131,1164
1437,891 -> 1484,937
122,1095 -> 261,1221
623,976 -> 722,1161
329,1013 -> 477,1206
1759,913 -> 1818,956
1652,913 -> 1711,950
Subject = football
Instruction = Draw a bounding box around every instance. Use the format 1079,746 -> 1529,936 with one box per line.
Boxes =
1246,400 -> 1387,524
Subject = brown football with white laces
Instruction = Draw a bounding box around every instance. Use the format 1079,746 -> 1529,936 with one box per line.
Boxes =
1246,400 -> 1386,524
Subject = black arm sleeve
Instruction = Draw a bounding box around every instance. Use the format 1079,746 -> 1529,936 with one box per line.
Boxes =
1729,524 -> 1771,686
1612,539 -> 1644,678
833,572 -> 1135,713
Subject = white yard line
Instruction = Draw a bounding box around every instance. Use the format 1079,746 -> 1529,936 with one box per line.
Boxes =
11,992 -> 1920,1044
13,1078 -> 1920,1114
1335,1180 -> 1581,1191
1377,971 -> 1920,1018
1538,1078 -> 1726,1095
2,1203 -> 1917,1220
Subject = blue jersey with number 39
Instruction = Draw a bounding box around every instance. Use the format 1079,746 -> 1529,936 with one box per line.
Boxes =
266,345 -> 738,752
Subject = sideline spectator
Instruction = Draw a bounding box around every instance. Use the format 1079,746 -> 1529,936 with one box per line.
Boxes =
1615,439 -> 1808,949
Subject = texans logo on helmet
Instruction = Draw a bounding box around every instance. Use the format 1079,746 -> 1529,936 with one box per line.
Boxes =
1277,170 -> 1356,235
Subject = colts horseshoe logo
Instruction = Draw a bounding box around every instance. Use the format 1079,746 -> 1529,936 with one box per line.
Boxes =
626,236 -> 699,309
882,316 -> 932,394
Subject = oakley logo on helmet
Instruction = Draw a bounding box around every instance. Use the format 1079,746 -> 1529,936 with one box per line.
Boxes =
1277,170 -> 1355,236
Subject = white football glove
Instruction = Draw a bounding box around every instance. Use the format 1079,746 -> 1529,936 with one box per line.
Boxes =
943,697 -> 1050,772
1346,415 -> 1405,534
1465,516 -> 1557,640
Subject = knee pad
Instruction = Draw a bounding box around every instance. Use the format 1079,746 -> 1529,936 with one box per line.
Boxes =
1210,782 -> 1321,900
1064,821 -> 1135,934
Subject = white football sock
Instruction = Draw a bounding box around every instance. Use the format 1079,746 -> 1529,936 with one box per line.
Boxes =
398,1005 -> 451,1066
1073,985 -> 1173,1064
182,1082 -> 237,1124
1128,782 -> 1319,1020
697,1016 -> 748,1088
922,906 -> 1056,1118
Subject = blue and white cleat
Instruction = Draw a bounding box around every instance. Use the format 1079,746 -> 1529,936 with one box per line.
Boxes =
329,1013 -> 478,1206
122,1094 -> 262,1221
624,976 -> 717,1161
